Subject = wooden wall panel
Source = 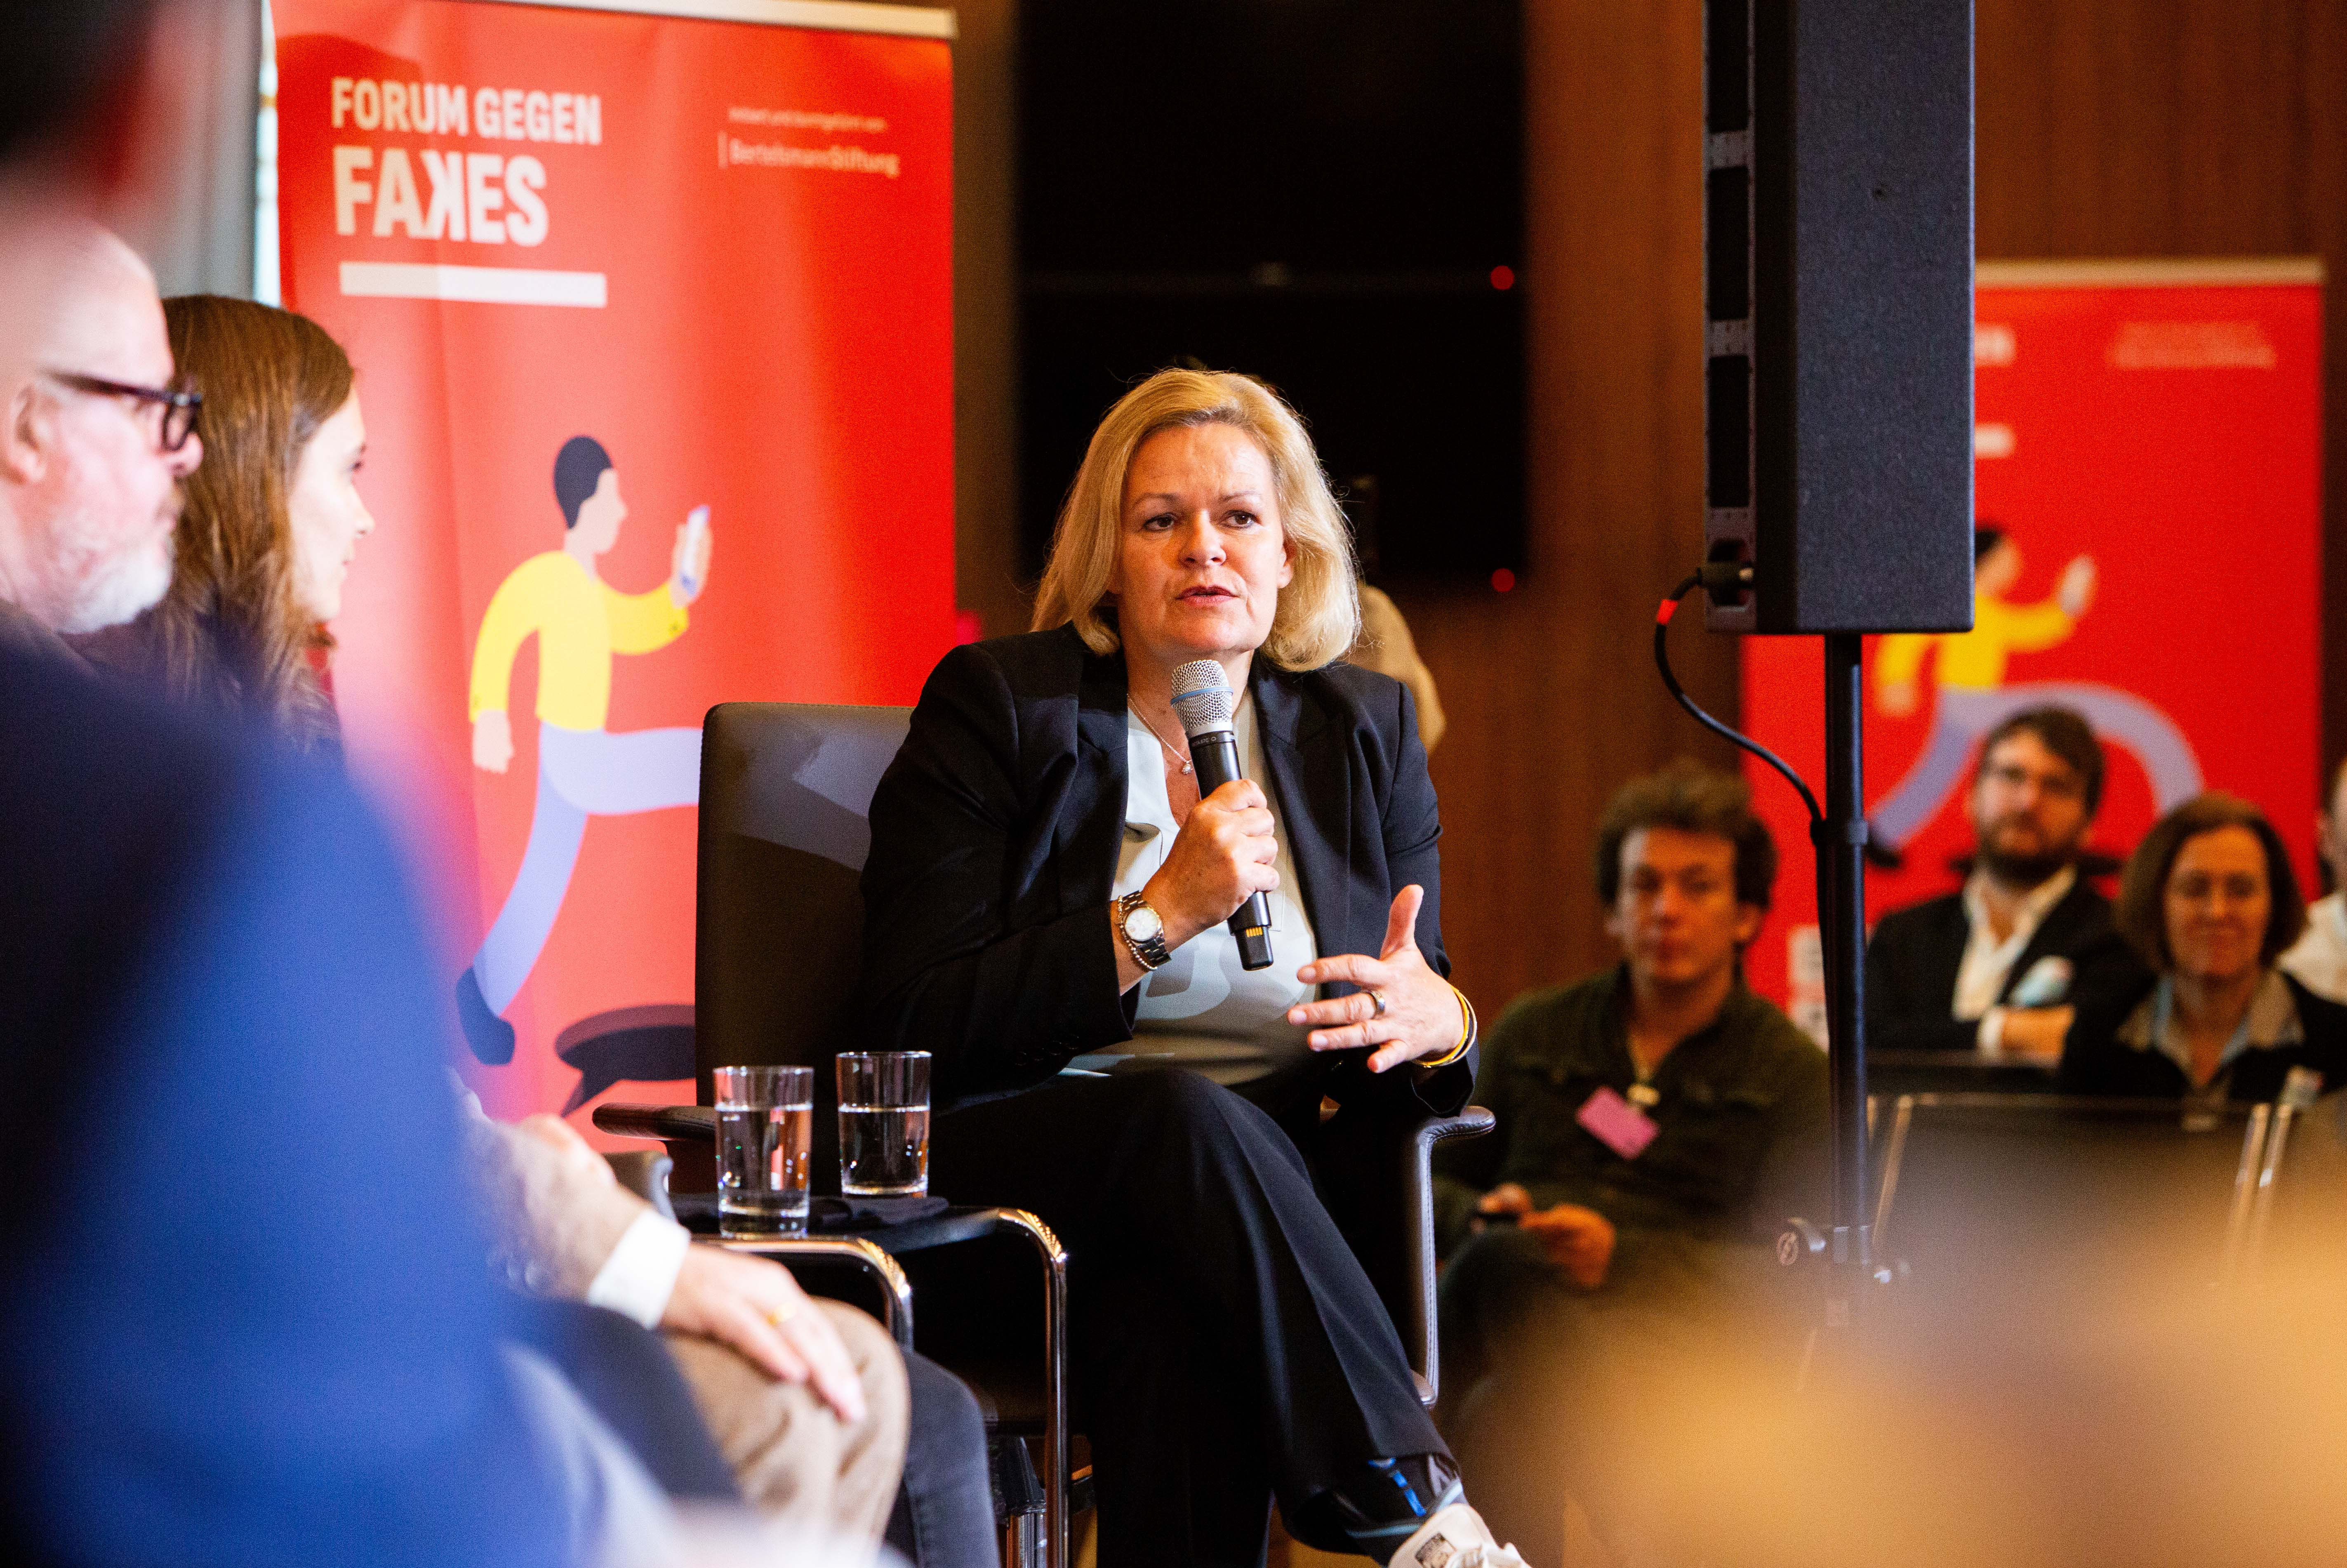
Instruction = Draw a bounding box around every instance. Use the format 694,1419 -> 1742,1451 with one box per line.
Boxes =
937,0 -> 1031,643
1396,0 -> 1732,1017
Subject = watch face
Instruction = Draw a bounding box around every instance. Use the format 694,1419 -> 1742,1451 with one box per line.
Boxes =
1124,902 -> 1165,944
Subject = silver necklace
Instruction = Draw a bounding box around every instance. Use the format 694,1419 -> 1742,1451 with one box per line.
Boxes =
1128,702 -> 1193,774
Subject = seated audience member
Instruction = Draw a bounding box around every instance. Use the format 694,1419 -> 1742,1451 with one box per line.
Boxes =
101,292 -> 996,1567
0,14 -> 571,1555
2279,758 -> 2347,1002
1431,763 -> 1827,1566
1866,706 -> 2146,1062
2061,794 -> 2347,1103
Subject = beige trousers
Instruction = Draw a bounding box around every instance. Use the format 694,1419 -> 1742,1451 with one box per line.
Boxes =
665,1301 -> 911,1542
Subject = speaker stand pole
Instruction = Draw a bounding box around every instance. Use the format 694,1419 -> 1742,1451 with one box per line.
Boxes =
1815,632 -> 1874,1330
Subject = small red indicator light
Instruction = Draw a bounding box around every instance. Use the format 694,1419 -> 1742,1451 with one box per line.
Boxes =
1489,265 -> 1516,291
1490,567 -> 1516,593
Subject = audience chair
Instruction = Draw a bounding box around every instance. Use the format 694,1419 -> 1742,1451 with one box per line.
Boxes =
1862,1092 -> 2328,1331
600,700 -> 1492,1567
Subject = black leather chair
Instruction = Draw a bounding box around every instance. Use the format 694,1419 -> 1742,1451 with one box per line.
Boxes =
600,699 -> 1492,1566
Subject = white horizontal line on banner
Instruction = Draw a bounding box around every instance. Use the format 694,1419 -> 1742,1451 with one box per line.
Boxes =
339,262 -> 609,307
463,0 -> 955,40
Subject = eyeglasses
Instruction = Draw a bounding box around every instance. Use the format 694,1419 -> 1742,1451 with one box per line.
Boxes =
42,369 -> 203,454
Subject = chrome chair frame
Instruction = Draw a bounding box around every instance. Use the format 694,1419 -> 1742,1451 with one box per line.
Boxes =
596,1102 -> 1073,1568
1867,1091 -> 2307,1287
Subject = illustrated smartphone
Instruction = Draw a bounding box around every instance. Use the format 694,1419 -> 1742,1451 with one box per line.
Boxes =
680,505 -> 711,597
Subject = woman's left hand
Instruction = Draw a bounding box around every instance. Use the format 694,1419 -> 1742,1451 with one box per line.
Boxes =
1287,885 -> 1465,1073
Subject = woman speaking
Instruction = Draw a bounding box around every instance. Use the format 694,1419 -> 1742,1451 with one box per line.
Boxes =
859,370 -> 1523,1568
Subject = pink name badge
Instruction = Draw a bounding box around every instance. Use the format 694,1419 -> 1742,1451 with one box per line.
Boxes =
1577,1086 -> 1660,1160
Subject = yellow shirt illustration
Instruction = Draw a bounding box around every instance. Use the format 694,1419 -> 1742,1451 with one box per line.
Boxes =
1876,593 -> 2074,695
468,551 -> 690,730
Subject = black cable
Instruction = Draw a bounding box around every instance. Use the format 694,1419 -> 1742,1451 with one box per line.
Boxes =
1653,572 -> 1824,824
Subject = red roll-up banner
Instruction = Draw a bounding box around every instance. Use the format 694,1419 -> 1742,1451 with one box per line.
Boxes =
272,0 -> 957,1125
1740,262 -> 2324,1037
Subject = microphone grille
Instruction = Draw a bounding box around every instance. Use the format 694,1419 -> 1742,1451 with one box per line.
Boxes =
1169,659 -> 1236,736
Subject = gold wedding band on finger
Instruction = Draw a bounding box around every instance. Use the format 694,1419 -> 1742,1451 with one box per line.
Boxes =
765,1299 -> 800,1328
1368,989 -> 1388,1019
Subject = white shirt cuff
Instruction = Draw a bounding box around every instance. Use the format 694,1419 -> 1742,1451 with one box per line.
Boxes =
583,1210 -> 692,1329
1976,1006 -> 2008,1057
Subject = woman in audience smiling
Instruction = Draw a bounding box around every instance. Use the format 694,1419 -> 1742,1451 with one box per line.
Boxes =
2060,792 -> 2347,1102
80,295 -> 369,749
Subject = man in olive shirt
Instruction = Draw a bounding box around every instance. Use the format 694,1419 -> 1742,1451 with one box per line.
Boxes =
1432,763 -> 1826,1563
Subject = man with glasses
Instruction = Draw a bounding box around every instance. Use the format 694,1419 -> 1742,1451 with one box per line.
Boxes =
1,5 -> 584,1563
0,224 -> 200,655
1866,705 -> 2148,1062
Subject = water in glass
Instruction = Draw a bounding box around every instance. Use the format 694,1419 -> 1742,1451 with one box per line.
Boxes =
717,1099 -> 812,1235
838,1102 -> 931,1195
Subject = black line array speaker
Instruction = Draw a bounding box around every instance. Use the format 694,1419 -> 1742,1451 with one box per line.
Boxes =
1702,0 -> 1977,634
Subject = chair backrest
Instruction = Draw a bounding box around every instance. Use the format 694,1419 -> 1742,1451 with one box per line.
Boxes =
1868,1093 -> 2303,1334
695,701 -> 911,1103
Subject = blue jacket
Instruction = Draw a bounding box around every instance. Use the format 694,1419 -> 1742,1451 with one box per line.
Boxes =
0,639 -> 565,1566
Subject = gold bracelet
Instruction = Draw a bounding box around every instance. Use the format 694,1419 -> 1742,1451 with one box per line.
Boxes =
1421,981 -> 1477,1069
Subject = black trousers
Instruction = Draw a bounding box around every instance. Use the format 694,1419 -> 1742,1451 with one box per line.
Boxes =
931,1069 -> 1448,1568
888,1349 -> 1000,1568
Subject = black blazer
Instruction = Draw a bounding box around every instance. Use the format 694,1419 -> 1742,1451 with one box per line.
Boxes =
1864,878 -> 2149,1055
2057,970 -> 2347,1102
857,625 -> 1471,1116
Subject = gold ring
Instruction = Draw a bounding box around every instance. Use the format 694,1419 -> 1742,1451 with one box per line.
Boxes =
765,1299 -> 800,1328
1368,989 -> 1388,1019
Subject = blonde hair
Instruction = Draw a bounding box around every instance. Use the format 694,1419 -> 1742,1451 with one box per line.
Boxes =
1030,367 -> 1360,671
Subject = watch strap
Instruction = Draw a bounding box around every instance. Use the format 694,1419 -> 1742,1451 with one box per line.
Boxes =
1115,890 -> 1172,970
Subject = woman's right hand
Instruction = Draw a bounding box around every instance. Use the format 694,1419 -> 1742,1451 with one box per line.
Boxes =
1144,778 -> 1281,948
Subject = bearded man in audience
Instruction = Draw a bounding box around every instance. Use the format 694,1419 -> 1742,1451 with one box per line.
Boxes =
1865,705 -> 2147,1064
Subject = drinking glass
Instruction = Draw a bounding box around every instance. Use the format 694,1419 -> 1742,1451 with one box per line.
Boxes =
713,1064 -> 815,1236
835,1051 -> 932,1196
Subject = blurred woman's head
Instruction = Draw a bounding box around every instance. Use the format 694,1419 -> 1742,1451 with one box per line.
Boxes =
2115,793 -> 2305,983
1031,367 -> 1358,673
140,295 -> 363,748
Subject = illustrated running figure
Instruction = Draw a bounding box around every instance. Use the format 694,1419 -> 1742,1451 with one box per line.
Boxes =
457,436 -> 713,1063
1868,525 -> 2200,862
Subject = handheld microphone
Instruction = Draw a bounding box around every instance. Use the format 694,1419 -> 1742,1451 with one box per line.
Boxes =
1170,659 -> 1275,971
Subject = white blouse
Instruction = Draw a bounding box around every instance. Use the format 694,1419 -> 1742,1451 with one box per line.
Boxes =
1097,695 -> 1321,1085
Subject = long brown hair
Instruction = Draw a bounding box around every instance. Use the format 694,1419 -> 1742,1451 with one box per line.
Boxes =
104,296 -> 353,749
